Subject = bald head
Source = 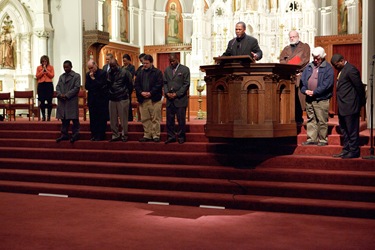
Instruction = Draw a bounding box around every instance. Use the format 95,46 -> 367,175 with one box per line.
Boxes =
87,59 -> 97,72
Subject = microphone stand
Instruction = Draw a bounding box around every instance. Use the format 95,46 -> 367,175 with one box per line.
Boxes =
363,57 -> 375,160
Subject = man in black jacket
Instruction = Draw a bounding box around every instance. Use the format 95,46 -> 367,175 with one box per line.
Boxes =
85,60 -> 109,141
222,21 -> 262,61
331,54 -> 366,158
134,54 -> 163,142
107,58 -> 133,142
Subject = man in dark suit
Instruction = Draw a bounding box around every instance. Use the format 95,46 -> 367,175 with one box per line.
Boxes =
222,21 -> 262,61
163,54 -> 190,144
331,54 -> 366,158
102,53 -> 113,73
85,59 -> 109,141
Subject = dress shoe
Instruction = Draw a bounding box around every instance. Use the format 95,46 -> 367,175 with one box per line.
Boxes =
56,136 -> 69,143
153,137 -> 160,143
90,137 -> 96,141
317,142 -> 328,146
333,151 -> 349,158
42,117 -> 46,121
165,137 -> 176,144
302,141 -> 317,146
139,137 -> 152,142
342,153 -> 360,159
47,117 -> 51,121
177,138 -> 185,144
109,137 -> 121,142
122,136 -> 128,142
70,137 -> 79,143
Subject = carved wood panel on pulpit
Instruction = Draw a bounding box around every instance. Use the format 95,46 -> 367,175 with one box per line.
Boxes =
201,59 -> 300,138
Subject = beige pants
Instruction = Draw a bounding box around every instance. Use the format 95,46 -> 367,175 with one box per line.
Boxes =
139,99 -> 162,139
305,99 -> 330,143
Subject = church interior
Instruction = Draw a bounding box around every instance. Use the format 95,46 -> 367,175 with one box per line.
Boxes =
0,0 -> 374,249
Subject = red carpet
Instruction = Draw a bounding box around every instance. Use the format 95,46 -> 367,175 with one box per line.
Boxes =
0,118 -> 374,219
1,192 -> 375,250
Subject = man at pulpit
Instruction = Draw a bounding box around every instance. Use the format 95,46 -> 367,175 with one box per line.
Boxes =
222,21 -> 262,61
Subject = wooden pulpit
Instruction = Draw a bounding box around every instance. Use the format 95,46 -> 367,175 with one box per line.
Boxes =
200,57 -> 300,138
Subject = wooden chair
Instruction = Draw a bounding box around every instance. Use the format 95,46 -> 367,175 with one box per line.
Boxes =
131,92 -> 141,121
10,90 -> 34,121
78,90 -> 88,121
0,92 -> 11,120
38,91 -> 58,121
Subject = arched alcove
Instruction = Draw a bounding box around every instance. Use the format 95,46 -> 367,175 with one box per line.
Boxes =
213,83 -> 228,124
278,83 -> 289,124
247,83 -> 259,124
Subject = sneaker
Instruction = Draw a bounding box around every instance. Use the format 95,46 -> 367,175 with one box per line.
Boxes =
301,141 -> 317,146
109,137 -> 122,142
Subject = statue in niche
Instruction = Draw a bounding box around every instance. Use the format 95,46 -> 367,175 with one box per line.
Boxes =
103,0 -> 112,36
0,15 -> 15,69
120,5 -> 127,42
338,0 -> 348,34
167,2 -> 181,43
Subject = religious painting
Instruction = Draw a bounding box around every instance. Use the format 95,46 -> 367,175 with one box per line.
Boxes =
338,0 -> 347,35
165,0 -> 183,44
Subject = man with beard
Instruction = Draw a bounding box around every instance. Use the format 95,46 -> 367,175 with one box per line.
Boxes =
280,30 -> 311,125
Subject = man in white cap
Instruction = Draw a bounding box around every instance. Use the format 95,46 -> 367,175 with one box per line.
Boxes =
300,46 -> 334,146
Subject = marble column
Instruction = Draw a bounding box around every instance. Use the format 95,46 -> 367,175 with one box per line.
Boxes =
346,0 -> 359,34
111,0 -> 122,41
319,6 -> 332,36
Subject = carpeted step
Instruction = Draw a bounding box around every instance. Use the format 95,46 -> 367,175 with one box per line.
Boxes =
0,147 -> 374,169
0,180 -> 373,219
1,169 -> 374,202
0,121 -> 206,133
256,154 -> 375,171
1,119 -> 374,219
0,158 -> 374,186
1,137 -> 373,158
0,130 -> 210,142
0,138 -> 214,152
